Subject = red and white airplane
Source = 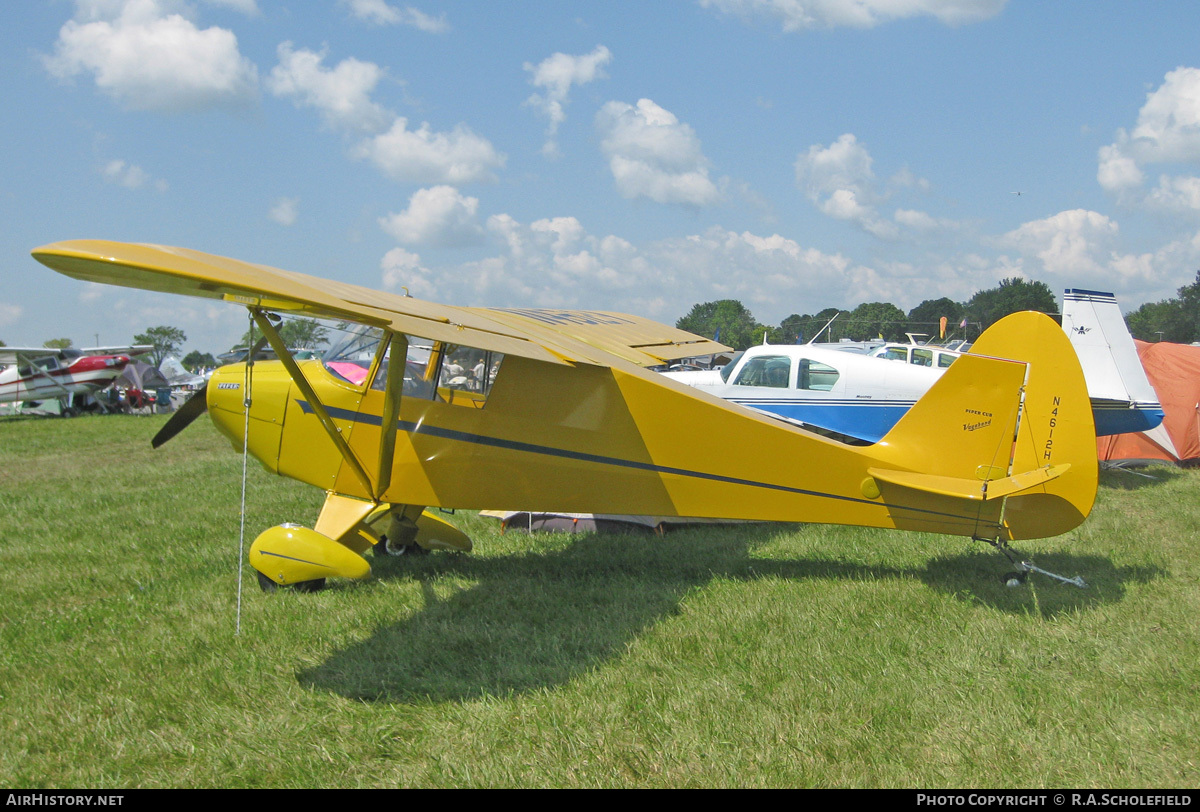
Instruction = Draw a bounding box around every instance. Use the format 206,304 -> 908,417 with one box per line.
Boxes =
0,345 -> 151,413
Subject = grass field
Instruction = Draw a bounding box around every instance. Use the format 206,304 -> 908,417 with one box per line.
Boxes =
1,413 -> 1197,788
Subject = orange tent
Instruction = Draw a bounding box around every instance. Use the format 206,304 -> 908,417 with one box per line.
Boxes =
1098,340 -> 1200,466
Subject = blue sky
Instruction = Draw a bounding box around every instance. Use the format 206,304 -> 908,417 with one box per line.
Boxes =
4,0 -> 1200,355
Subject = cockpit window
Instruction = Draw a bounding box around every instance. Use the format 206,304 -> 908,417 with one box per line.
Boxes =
432,344 -> 504,406
938,353 -> 957,369
322,324 -> 383,387
323,328 -> 504,409
798,359 -> 839,391
19,356 -> 62,377
322,326 -> 440,398
364,336 -> 439,399
718,352 -> 744,383
732,355 -> 792,388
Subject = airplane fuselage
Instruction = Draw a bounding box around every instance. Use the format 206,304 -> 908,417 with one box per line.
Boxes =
203,317 -> 1096,544
666,335 -> 1164,442
663,343 -> 944,443
0,354 -> 131,404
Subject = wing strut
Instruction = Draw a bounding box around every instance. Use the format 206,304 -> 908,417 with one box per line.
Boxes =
250,309 -> 375,497
374,333 -> 406,498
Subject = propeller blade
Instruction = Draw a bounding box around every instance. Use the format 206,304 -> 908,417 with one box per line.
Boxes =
151,333 -> 273,449
151,385 -> 208,449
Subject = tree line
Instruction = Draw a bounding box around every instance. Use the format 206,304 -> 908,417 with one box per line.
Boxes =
1124,271 -> 1200,343
676,278 -> 1058,351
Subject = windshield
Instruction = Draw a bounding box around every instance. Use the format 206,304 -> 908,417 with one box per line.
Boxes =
322,324 -> 383,386
732,355 -> 792,388
718,352 -> 744,383
323,328 -> 504,407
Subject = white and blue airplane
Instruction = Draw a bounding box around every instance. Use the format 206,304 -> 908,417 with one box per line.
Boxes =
665,289 -> 1163,444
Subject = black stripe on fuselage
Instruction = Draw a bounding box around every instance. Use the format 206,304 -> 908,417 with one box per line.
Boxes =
295,400 -> 991,525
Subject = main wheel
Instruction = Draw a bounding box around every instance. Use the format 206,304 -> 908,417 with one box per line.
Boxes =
1003,571 -> 1027,587
255,570 -> 326,593
256,570 -> 278,593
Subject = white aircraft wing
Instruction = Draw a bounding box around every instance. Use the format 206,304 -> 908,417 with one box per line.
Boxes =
80,345 -> 154,357
0,347 -> 66,367
0,345 -> 152,368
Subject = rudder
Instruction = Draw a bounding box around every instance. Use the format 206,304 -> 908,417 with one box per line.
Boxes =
873,312 -> 1096,540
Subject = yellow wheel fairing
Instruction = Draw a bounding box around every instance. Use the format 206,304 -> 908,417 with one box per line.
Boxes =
249,525 -> 371,585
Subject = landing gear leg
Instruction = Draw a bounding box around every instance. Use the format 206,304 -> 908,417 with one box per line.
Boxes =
373,513 -> 428,557
974,536 -> 1087,589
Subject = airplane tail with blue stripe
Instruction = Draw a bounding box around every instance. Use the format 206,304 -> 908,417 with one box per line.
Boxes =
1063,288 -> 1164,436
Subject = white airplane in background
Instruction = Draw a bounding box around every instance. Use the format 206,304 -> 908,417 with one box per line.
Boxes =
665,289 -> 1162,443
0,345 -> 152,413
159,356 -> 211,389
1059,289 -> 1164,437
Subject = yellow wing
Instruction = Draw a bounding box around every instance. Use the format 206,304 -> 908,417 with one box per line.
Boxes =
31,240 -> 729,368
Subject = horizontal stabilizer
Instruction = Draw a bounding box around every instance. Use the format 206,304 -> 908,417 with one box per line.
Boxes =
868,312 -> 1096,540
867,463 -> 1070,502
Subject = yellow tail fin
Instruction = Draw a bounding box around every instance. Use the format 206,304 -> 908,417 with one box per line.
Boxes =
871,312 -> 1096,540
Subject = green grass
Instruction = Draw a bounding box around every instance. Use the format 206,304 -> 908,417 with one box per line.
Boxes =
1,414 -> 1197,787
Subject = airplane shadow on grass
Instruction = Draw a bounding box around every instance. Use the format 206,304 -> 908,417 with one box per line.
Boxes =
298,524 -> 1163,704
1098,465 -> 1190,491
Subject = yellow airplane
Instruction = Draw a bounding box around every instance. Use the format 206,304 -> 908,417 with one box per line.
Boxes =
32,240 -> 1097,591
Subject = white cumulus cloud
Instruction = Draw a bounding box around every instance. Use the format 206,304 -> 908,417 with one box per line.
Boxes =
354,118 -> 505,184
379,213 -> 880,321
101,158 -> 167,190
343,0 -> 449,32
525,45 -> 612,157
795,133 -> 899,238
268,43 -> 392,134
44,0 -> 258,111
0,302 -> 24,328
101,158 -> 148,187
1128,66 -> 1200,164
531,216 -> 587,255
595,99 -> 720,207
1147,175 -> 1200,213
1099,67 -> 1200,200
1097,143 -> 1144,193
996,209 -> 1152,285
380,247 -> 437,298
699,0 -> 1006,31
379,185 -> 484,247
268,197 -> 299,226
894,208 -> 960,233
